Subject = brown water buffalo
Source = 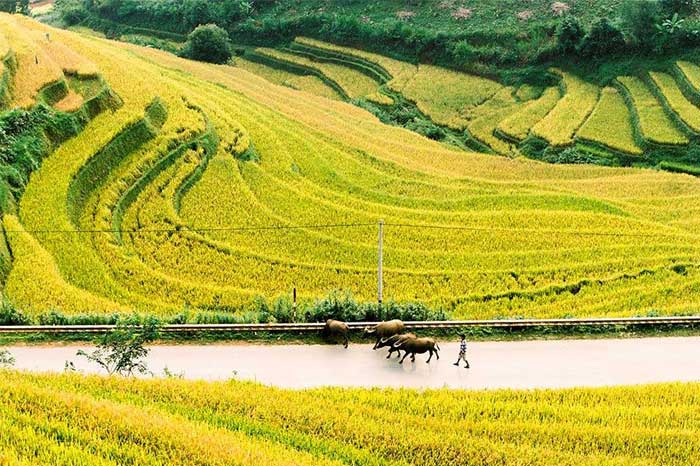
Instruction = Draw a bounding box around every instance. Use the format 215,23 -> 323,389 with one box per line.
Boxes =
364,319 -> 406,349
323,319 -> 349,348
376,333 -> 416,359
393,336 -> 440,364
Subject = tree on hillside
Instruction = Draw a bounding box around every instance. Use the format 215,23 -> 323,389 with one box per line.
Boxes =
0,0 -> 28,14
183,24 -> 233,64
55,0 -> 88,25
556,16 -> 584,54
619,0 -> 661,51
661,0 -> 699,15
578,18 -> 626,58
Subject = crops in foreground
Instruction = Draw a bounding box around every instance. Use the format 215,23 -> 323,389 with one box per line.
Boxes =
3,15 -> 700,322
2,370 -> 700,465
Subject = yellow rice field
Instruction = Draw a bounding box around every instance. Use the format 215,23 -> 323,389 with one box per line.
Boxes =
2,15 -> 700,321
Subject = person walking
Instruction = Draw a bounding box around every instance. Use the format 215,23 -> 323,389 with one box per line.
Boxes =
453,334 -> 469,368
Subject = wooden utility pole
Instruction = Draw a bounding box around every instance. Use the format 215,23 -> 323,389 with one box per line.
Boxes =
292,287 -> 297,322
378,219 -> 384,318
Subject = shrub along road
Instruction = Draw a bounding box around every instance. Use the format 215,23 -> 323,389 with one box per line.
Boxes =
6,336 -> 700,389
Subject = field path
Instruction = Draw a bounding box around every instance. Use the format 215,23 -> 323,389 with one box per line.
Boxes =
6,336 -> 700,389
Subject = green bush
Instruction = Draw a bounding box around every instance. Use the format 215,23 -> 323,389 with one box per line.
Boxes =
556,16 -> 584,54
182,24 -> 232,64
661,0 -> 699,15
619,0 -> 661,50
55,0 -> 88,25
0,299 -> 30,325
579,18 -> 627,58
0,0 -> 28,14
542,147 -> 600,164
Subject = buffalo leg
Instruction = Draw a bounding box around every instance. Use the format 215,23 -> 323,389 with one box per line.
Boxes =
426,350 -> 433,363
343,335 -> 349,348
399,352 -> 410,364
373,338 -> 379,350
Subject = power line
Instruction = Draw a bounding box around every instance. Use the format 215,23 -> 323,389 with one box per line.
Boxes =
3,222 -> 377,235
2,221 -> 694,239
382,223 -> 692,239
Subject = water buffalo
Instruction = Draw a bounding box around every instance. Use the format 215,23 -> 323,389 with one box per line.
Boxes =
364,319 -> 406,349
393,336 -> 440,364
323,319 -> 349,348
376,333 -> 416,359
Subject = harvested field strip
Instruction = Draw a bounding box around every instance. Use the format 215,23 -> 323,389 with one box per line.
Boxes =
53,89 -> 83,111
0,15 -> 64,108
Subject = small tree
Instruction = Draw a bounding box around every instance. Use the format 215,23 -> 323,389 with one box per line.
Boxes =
579,18 -> 627,58
556,16 -> 584,54
183,24 -> 232,64
660,0 -> 698,15
55,0 -> 89,25
77,316 -> 160,376
0,349 -> 14,368
619,0 -> 661,51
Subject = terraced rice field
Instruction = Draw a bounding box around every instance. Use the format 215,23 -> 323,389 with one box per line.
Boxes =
616,75 -> 689,146
255,48 -> 381,99
576,87 -> 643,155
3,15 -> 700,321
531,70 -> 600,146
2,371 -> 700,466
497,86 -> 561,142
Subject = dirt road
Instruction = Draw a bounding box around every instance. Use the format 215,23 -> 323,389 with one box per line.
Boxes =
6,336 -> 700,389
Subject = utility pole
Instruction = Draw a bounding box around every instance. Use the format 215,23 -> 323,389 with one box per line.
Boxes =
378,219 -> 384,320
292,287 -> 297,322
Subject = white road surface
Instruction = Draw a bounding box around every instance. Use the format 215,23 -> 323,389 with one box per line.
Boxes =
5,336 -> 700,389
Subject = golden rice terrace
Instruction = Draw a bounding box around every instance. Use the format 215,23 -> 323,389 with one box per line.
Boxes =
2,14 -> 700,321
